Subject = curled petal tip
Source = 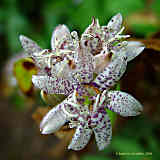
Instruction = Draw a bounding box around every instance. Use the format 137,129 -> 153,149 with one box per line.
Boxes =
40,120 -> 56,135
116,13 -> 122,17
135,104 -> 143,113
91,16 -> 96,26
40,128 -> 50,135
19,35 -> 31,42
137,111 -> 142,115
19,34 -> 24,40
91,16 -> 100,28
40,128 -> 47,135
113,13 -> 122,22
40,121 -> 47,134
67,146 -> 71,150
19,35 -> 27,43
125,41 -> 145,62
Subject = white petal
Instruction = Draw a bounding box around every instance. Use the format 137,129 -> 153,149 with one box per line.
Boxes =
125,41 -> 145,62
93,113 -> 112,150
106,91 -> 143,117
93,55 -> 127,91
40,103 -> 68,134
32,75 -> 73,95
51,25 -> 72,50
82,17 -> 100,36
94,51 -> 110,74
19,35 -> 42,56
68,125 -> 92,150
81,17 -> 102,56
73,46 -> 95,83
107,13 -> 123,34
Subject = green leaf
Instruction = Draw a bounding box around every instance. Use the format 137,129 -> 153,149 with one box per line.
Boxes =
13,58 -> 37,95
116,83 -> 121,91
106,109 -> 117,126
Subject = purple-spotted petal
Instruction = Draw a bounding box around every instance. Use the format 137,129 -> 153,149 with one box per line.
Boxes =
81,17 -> 102,56
93,113 -> 112,150
74,46 -> 95,83
19,35 -> 42,56
82,17 -> 100,36
40,103 -> 67,134
125,41 -> 145,62
93,55 -> 127,91
107,13 -> 122,34
32,75 -> 73,95
68,125 -> 92,151
51,25 -> 72,50
105,91 -> 143,117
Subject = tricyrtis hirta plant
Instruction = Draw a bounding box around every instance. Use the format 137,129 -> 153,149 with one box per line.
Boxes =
19,13 -> 144,151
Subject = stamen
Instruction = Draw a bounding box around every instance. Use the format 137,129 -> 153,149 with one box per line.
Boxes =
96,19 -> 100,28
71,31 -> 79,40
73,90 -> 77,103
116,35 -> 130,39
93,94 -> 100,112
57,59 -> 68,77
99,90 -> 107,106
117,26 -> 125,35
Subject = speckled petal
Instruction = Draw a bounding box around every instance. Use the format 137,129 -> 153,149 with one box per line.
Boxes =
93,113 -> 112,150
82,17 -> 100,36
107,13 -> 122,34
32,75 -> 73,95
40,102 -> 68,134
68,125 -> 92,150
105,91 -> 143,117
93,56 -> 127,91
94,51 -> 111,74
51,25 -> 72,50
19,35 -> 42,56
125,41 -> 145,62
81,17 -> 103,56
74,46 -> 95,83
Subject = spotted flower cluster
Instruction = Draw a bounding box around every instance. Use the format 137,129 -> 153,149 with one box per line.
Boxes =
19,13 -> 144,151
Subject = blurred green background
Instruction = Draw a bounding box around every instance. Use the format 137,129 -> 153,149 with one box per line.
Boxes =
0,0 -> 160,160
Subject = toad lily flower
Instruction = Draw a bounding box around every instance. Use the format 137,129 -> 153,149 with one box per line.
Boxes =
81,13 -> 145,74
31,44 -> 127,97
19,13 -> 144,95
39,53 -> 142,150
19,25 -> 80,79
18,13 -> 144,151
19,25 -> 96,96
40,81 -> 142,151
40,90 -> 112,151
